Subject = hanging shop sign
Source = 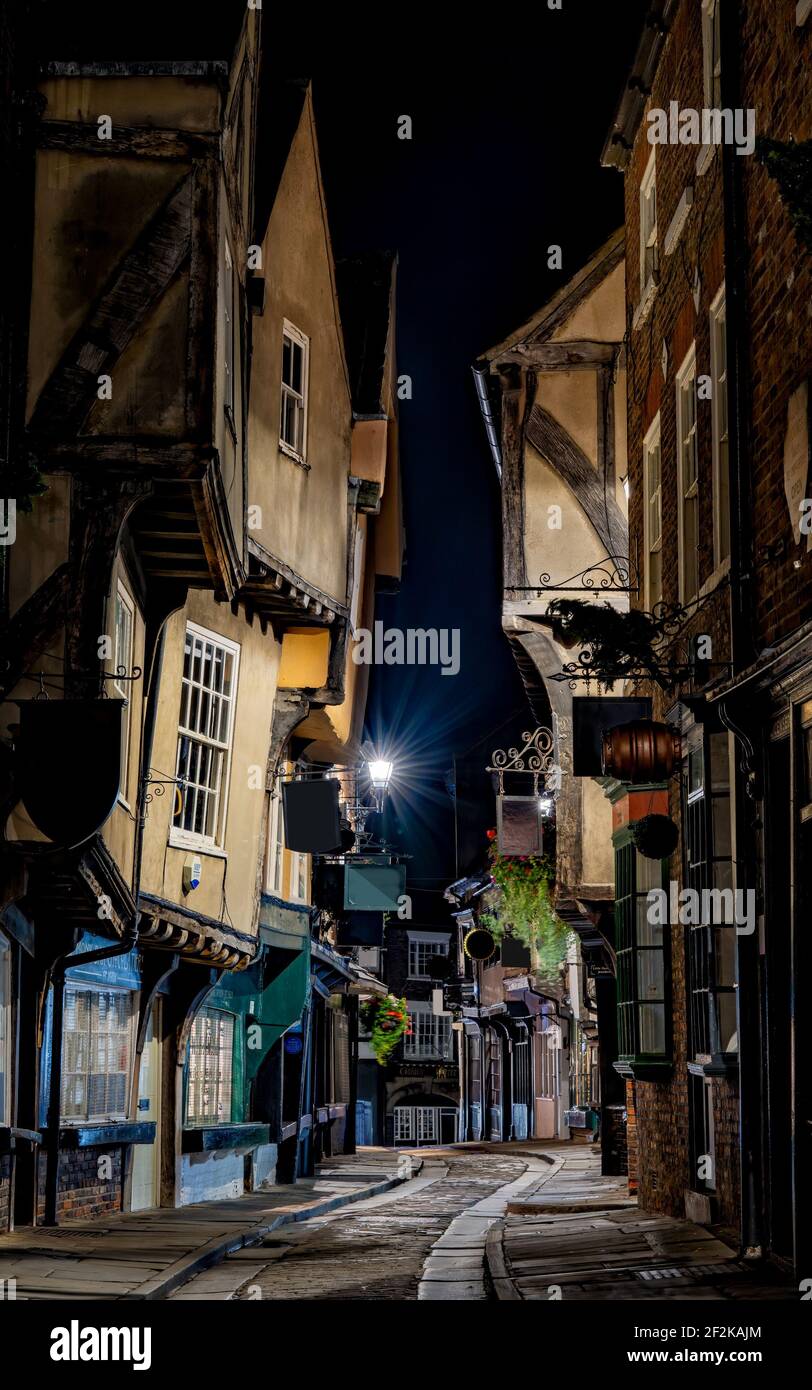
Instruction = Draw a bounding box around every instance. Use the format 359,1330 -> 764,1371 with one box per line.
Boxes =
601,719 -> 681,783
344,861 -> 406,912
282,777 -> 342,854
463,927 -> 496,962
12,699 -> 124,847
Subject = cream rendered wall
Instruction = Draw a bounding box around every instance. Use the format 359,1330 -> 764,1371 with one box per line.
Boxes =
100,553 -> 146,887
248,93 -> 351,605
550,262 -> 626,343
580,779 -> 615,888
535,369 -> 598,463
140,591 -> 281,937
523,442 -> 606,592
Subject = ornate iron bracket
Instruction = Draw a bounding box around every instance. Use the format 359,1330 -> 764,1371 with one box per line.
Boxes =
486,726 -> 557,794
507,555 -> 639,596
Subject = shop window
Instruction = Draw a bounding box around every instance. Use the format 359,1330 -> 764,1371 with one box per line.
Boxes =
61,986 -> 137,1123
614,830 -> 671,1077
186,1007 -> 235,1126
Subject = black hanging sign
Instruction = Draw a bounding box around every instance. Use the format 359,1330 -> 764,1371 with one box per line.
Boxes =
13,699 -> 124,847
282,778 -> 342,854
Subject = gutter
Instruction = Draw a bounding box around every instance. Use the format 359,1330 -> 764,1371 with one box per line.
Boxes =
600,0 -> 679,171
472,361 -> 502,479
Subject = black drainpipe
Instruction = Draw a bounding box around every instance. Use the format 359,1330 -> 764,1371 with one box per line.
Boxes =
719,0 -> 762,1258
43,622 -> 168,1226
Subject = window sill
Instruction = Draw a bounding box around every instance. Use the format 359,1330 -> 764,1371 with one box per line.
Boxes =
168,829 -> 228,859
687,1054 -> 738,1079
181,1122 -> 270,1154
58,1122 -> 157,1148
278,440 -> 311,471
695,142 -> 717,179
613,1058 -> 673,1082
0,1126 -> 42,1153
632,276 -> 658,332
698,555 -> 731,600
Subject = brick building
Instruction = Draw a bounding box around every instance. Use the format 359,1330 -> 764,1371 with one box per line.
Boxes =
601,0 -> 812,1275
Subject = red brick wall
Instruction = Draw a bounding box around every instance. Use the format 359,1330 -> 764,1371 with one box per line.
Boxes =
36,1147 -> 124,1224
0,1155 -> 10,1232
625,1079 -> 638,1194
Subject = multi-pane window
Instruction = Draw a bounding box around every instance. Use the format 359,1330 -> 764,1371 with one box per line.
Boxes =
615,837 -> 669,1070
0,936 -> 10,1125
186,1007 -> 235,1126
280,320 -> 309,459
677,345 -> 699,604
683,727 -> 737,1062
61,986 -> 136,1123
224,242 -> 235,419
113,581 -> 134,800
265,783 -> 285,896
538,1027 -> 561,1099
643,414 -> 662,611
639,151 -> 658,293
289,849 -> 309,904
408,934 -> 450,979
710,288 -> 730,566
702,0 -> 722,109
173,625 -> 240,847
404,1003 -> 452,1060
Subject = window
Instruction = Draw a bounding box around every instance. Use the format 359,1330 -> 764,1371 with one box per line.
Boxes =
702,0 -> 722,109
61,986 -> 136,1123
643,414 -> 663,611
113,581 -> 135,802
677,345 -> 700,604
186,1007 -> 235,1126
683,727 -> 737,1063
709,288 -> 730,567
0,936 -> 11,1126
289,849 -> 309,904
265,783 -> 285,896
172,624 -> 240,848
639,151 -> 658,294
614,834 -> 670,1073
800,699 -> 812,819
224,242 -> 235,420
404,1002 -> 452,1060
279,320 -> 309,460
408,934 -> 450,980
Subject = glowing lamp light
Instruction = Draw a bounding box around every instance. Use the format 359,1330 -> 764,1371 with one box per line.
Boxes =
367,758 -> 394,792
538,795 -> 554,817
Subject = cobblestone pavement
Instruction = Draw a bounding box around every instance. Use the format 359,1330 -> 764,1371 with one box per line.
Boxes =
174,1148 -> 537,1302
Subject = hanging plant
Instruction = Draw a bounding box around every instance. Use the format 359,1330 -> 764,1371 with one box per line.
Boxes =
482,838 -> 570,981
629,813 -> 679,860
359,993 -> 409,1066
546,598 -> 671,690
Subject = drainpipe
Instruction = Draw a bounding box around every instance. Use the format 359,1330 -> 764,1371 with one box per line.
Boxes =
42,623 -> 167,1226
472,362 -> 502,480
719,0 -> 762,1258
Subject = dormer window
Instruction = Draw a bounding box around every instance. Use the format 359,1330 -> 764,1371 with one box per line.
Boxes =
280,320 -> 309,461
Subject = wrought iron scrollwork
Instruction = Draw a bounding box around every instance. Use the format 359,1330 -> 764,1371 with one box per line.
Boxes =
486,726 -> 557,794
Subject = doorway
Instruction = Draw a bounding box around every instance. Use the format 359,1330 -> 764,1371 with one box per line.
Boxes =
130,1002 -> 161,1211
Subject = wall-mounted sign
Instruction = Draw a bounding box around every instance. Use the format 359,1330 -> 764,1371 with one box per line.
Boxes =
344,862 -> 406,911
282,778 -> 342,853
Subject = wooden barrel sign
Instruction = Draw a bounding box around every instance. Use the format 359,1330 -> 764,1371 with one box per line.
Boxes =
601,720 -> 681,783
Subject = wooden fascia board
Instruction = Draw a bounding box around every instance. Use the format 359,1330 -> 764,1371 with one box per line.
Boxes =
37,120 -> 220,160
492,340 -> 619,370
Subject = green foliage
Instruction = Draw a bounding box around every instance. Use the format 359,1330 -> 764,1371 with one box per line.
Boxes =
546,598 -> 667,689
756,137 -> 812,253
359,993 -> 409,1066
483,846 -> 570,982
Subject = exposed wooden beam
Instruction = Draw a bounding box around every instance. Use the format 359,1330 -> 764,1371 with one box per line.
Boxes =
525,404 -> 628,562
501,371 -> 527,590
37,120 -> 219,161
495,340 -> 619,370
29,175 -> 193,435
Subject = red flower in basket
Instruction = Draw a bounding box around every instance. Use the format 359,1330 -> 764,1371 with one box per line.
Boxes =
486,828 -> 496,841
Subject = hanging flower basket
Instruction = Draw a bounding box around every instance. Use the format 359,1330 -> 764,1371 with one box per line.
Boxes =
359,994 -> 409,1066
629,813 -> 679,860
483,836 -> 570,981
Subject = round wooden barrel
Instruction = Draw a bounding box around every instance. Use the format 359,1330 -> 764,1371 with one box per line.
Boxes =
601,720 -> 681,782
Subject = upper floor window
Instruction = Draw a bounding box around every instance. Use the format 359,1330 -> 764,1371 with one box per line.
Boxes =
709,288 -> 730,567
676,344 -> 700,604
280,320 -> 309,461
61,985 -> 137,1123
265,780 -> 285,897
702,0 -> 722,109
173,624 -> 240,849
639,151 -> 658,295
408,933 -> 450,980
113,580 -> 135,803
404,1002 -> 453,1060
643,413 -> 663,611
224,242 -> 235,422
186,1007 -> 235,1126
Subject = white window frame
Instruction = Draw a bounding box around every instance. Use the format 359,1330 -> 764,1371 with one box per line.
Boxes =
407,932 -> 451,980
171,622 -> 240,853
639,150 -> 658,297
709,287 -> 730,569
643,413 -> 663,613
0,936 -> 11,1126
60,984 -> 137,1125
702,0 -> 722,110
223,241 -> 235,423
185,1006 -> 236,1127
288,848 -> 310,905
404,1001 -> 453,1061
279,319 -> 310,464
113,579 -> 135,808
676,344 -> 700,605
264,781 -> 285,897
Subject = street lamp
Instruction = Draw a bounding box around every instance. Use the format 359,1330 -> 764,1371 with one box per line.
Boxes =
367,758 -> 394,793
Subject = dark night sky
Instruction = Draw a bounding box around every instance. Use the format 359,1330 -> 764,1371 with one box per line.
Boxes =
311,5 -> 649,908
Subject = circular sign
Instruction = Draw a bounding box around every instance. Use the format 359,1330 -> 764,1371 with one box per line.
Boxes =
463,927 -> 496,961
284,1034 -> 303,1056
